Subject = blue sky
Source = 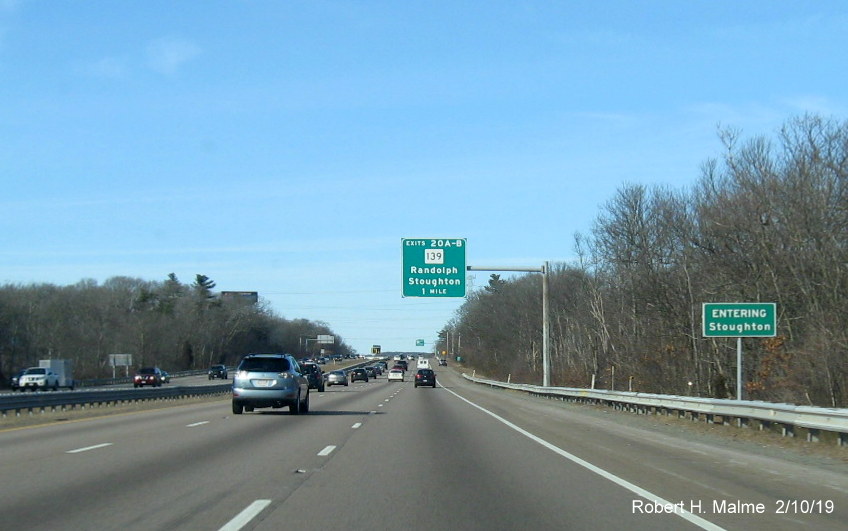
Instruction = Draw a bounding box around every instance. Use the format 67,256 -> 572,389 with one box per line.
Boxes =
2,1 -> 846,355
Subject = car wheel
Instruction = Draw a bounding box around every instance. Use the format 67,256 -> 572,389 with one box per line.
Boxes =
302,391 -> 310,414
290,392 -> 302,415
134,384 -> 138,388
319,383 -> 325,392
232,402 -> 243,415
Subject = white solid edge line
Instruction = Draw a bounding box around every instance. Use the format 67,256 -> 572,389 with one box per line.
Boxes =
218,499 -> 271,531
66,443 -> 113,454
317,445 -> 336,456
440,385 -> 725,531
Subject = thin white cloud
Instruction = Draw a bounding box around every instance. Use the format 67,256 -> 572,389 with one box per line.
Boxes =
146,36 -> 201,74
780,95 -> 845,117
0,0 -> 23,11
83,56 -> 128,78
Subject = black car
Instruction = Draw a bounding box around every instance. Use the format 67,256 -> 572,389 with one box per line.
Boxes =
208,364 -> 228,380
364,366 -> 378,378
301,362 -> 325,392
414,368 -> 436,388
350,368 -> 369,382
9,369 -> 25,391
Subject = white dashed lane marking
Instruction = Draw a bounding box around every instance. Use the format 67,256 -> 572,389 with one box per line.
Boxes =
317,445 -> 336,456
67,443 -> 112,454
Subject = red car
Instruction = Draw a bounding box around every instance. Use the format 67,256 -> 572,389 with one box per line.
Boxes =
134,367 -> 163,388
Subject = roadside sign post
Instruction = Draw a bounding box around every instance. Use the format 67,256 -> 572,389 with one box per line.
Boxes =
467,262 -> 550,387
702,302 -> 777,400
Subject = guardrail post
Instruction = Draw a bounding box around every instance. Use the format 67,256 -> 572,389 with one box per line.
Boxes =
807,428 -> 820,443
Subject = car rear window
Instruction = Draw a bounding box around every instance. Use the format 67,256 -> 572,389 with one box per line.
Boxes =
239,357 -> 290,372
139,367 -> 156,374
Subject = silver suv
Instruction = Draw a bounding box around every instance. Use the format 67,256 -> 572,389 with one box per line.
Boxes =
232,354 -> 309,415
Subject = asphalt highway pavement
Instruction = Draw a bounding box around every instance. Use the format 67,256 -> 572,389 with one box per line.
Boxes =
1,367 -> 846,530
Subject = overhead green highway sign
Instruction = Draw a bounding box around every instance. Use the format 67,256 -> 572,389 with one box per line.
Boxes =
702,302 -> 777,337
402,238 -> 466,297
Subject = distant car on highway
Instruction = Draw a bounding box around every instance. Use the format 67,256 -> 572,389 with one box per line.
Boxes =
301,362 -> 325,392
414,368 -> 436,388
17,367 -> 59,391
326,370 -> 348,387
350,368 -> 369,382
134,367 -> 163,388
387,369 -> 404,382
160,371 -> 171,383
438,359 -> 448,366
208,364 -> 228,380
231,353 -> 309,415
9,369 -> 25,391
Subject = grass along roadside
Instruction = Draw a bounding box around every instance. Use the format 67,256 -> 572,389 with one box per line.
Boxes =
0,393 -> 228,431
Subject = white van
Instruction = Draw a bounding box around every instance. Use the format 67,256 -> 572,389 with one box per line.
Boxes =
417,358 -> 431,370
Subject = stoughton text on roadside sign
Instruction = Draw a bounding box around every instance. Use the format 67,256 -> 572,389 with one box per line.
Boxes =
402,238 -> 466,297
702,302 -> 777,338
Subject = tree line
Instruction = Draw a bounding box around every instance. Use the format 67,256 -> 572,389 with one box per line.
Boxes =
0,273 -> 353,383
440,114 -> 848,407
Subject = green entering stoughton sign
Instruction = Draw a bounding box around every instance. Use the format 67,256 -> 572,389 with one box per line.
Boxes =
402,238 -> 466,297
702,303 -> 776,338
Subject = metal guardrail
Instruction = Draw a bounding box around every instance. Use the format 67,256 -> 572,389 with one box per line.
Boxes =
0,384 -> 232,418
0,359 -> 387,418
462,373 -> 848,446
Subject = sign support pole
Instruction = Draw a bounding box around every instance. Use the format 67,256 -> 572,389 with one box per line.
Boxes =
542,261 -> 550,387
702,302 -> 776,401
468,264 -> 550,387
737,337 -> 742,401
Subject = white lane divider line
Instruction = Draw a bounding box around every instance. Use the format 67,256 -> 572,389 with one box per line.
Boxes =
441,386 -> 725,531
317,445 -> 336,456
352,423 -> 362,429
219,499 -> 272,531
187,421 -> 209,427
66,443 -> 113,454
